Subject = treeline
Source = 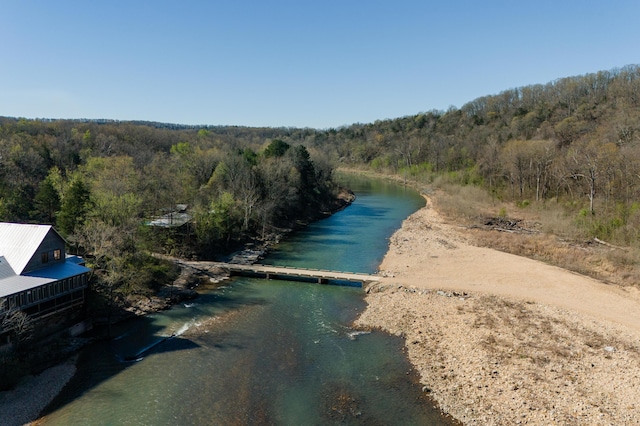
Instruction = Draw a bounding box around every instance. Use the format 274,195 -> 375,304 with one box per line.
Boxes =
0,118 -> 340,308
305,65 -> 640,245
0,119 -> 336,234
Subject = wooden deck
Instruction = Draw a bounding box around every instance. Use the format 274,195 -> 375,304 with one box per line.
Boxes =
179,260 -> 379,286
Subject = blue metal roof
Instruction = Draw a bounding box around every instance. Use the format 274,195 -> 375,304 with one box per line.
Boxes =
65,255 -> 86,265
0,260 -> 90,298
24,261 -> 90,280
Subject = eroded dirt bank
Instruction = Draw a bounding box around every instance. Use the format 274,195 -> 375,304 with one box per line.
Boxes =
355,195 -> 640,425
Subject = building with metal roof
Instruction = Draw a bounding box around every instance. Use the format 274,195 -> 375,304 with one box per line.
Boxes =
0,223 -> 90,343
147,204 -> 192,228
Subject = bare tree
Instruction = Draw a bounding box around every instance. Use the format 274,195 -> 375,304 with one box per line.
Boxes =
528,140 -> 556,201
478,137 -> 502,191
235,170 -> 260,232
566,138 -> 614,215
1,300 -> 33,351
500,140 -> 530,199
73,218 -> 137,337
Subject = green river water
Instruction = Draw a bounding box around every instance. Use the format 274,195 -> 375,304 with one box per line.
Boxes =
39,175 -> 456,425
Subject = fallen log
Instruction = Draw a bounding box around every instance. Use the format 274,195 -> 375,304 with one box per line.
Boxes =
593,237 -> 627,250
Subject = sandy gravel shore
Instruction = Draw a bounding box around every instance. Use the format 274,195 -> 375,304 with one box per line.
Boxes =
355,195 -> 640,425
0,360 -> 76,426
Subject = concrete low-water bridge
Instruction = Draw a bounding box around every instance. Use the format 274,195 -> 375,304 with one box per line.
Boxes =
179,260 -> 379,286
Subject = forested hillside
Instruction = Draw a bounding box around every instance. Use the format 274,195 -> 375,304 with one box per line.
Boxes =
310,65 -> 640,247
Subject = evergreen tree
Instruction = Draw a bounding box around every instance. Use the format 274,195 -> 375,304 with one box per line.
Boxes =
33,178 -> 61,223
57,178 -> 91,236
263,139 -> 290,158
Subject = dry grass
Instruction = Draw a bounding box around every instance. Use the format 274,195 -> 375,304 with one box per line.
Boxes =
430,182 -> 498,221
342,169 -> 640,287
430,186 -> 640,288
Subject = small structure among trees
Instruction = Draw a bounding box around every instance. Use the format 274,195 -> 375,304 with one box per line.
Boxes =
147,204 -> 192,228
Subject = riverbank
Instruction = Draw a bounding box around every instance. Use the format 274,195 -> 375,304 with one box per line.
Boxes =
355,193 -> 640,425
0,359 -> 76,426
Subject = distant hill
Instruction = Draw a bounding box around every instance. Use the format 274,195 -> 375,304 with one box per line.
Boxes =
3,64 -> 640,230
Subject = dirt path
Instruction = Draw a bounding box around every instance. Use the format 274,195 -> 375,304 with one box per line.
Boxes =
355,195 -> 640,425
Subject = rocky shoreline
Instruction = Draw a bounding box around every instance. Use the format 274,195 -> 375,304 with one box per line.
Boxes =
355,195 -> 640,425
0,361 -> 76,426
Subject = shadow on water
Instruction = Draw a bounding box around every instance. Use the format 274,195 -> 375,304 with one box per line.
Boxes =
38,283 -> 266,419
119,334 -> 201,362
278,236 -> 353,247
196,290 -> 268,309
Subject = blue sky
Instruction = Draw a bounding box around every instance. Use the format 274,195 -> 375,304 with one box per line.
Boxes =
1,1 -> 639,129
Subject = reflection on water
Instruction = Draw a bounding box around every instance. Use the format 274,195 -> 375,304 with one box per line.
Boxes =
41,175 -> 456,425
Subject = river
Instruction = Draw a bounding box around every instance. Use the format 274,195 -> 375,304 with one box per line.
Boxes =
39,175 -> 455,425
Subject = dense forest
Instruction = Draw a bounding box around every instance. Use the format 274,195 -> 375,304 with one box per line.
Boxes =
318,64 -> 640,245
3,64 -> 640,313
0,117 -> 341,316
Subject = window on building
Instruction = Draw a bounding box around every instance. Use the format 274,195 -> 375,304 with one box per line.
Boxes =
41,252 -> 49,263
54,249 -> 61,260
